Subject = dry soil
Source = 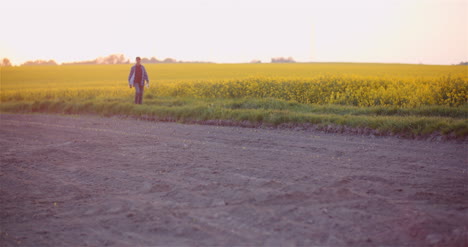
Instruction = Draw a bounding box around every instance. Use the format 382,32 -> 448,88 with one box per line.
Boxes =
0,113 -> 467,246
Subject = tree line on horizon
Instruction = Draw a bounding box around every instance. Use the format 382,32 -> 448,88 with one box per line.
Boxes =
3,55 -> 467,66
61,54 -> 198,65
0,54 -> 213,66
1,55 -> 303,66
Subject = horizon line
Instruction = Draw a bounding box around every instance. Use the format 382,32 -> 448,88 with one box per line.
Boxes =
2,57 -> 466,67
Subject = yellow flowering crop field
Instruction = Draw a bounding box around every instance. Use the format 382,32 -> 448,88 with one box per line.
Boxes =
2,63 -> 467,107
1,63 -> 467,137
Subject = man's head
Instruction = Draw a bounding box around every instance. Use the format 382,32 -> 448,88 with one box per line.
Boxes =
136,57 -> 141,65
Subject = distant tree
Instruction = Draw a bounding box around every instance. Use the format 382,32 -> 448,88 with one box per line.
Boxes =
140,57 -> 164,63
271,57 -> 296,63
141,57 -> 150,63
250,59 -> 262,64
163,58 -> 177,63
22,59 -> 58,66
458,61 -> 468,65
150,57 -> 160,63
1,58 -> 12,66
63,54 -> 130,65
97,54 -> 127,64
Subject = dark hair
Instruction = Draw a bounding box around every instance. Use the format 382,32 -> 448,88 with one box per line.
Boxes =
136,57 -> 141,60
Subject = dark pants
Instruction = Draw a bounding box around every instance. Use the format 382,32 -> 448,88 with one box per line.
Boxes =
134,83 -> 144,104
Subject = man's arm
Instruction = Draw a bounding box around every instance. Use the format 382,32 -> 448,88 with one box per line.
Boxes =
128,66 -> 134,88
143,66 -> 150,86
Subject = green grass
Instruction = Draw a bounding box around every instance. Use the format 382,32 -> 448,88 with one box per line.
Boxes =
2,96 -> 467,138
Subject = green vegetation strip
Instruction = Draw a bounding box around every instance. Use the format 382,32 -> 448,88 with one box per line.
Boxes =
1,97 -> 467,138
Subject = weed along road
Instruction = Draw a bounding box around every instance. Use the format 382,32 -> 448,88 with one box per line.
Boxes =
1,114 -> 467,246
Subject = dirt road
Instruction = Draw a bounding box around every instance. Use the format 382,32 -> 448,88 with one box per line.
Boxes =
1,113 -> 467,246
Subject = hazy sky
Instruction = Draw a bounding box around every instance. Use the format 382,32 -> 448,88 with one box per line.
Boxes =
1,0 -> 467,65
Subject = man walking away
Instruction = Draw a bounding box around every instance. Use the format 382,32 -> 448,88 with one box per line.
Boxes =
128,57 -> 149,104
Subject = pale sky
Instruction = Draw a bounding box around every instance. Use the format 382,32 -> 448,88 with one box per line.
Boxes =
1,0 -> 467,65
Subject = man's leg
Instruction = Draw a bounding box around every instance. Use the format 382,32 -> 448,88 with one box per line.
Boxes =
139,84 -> 145,104
135,83 -> 142,104
134,85 -> 138,104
